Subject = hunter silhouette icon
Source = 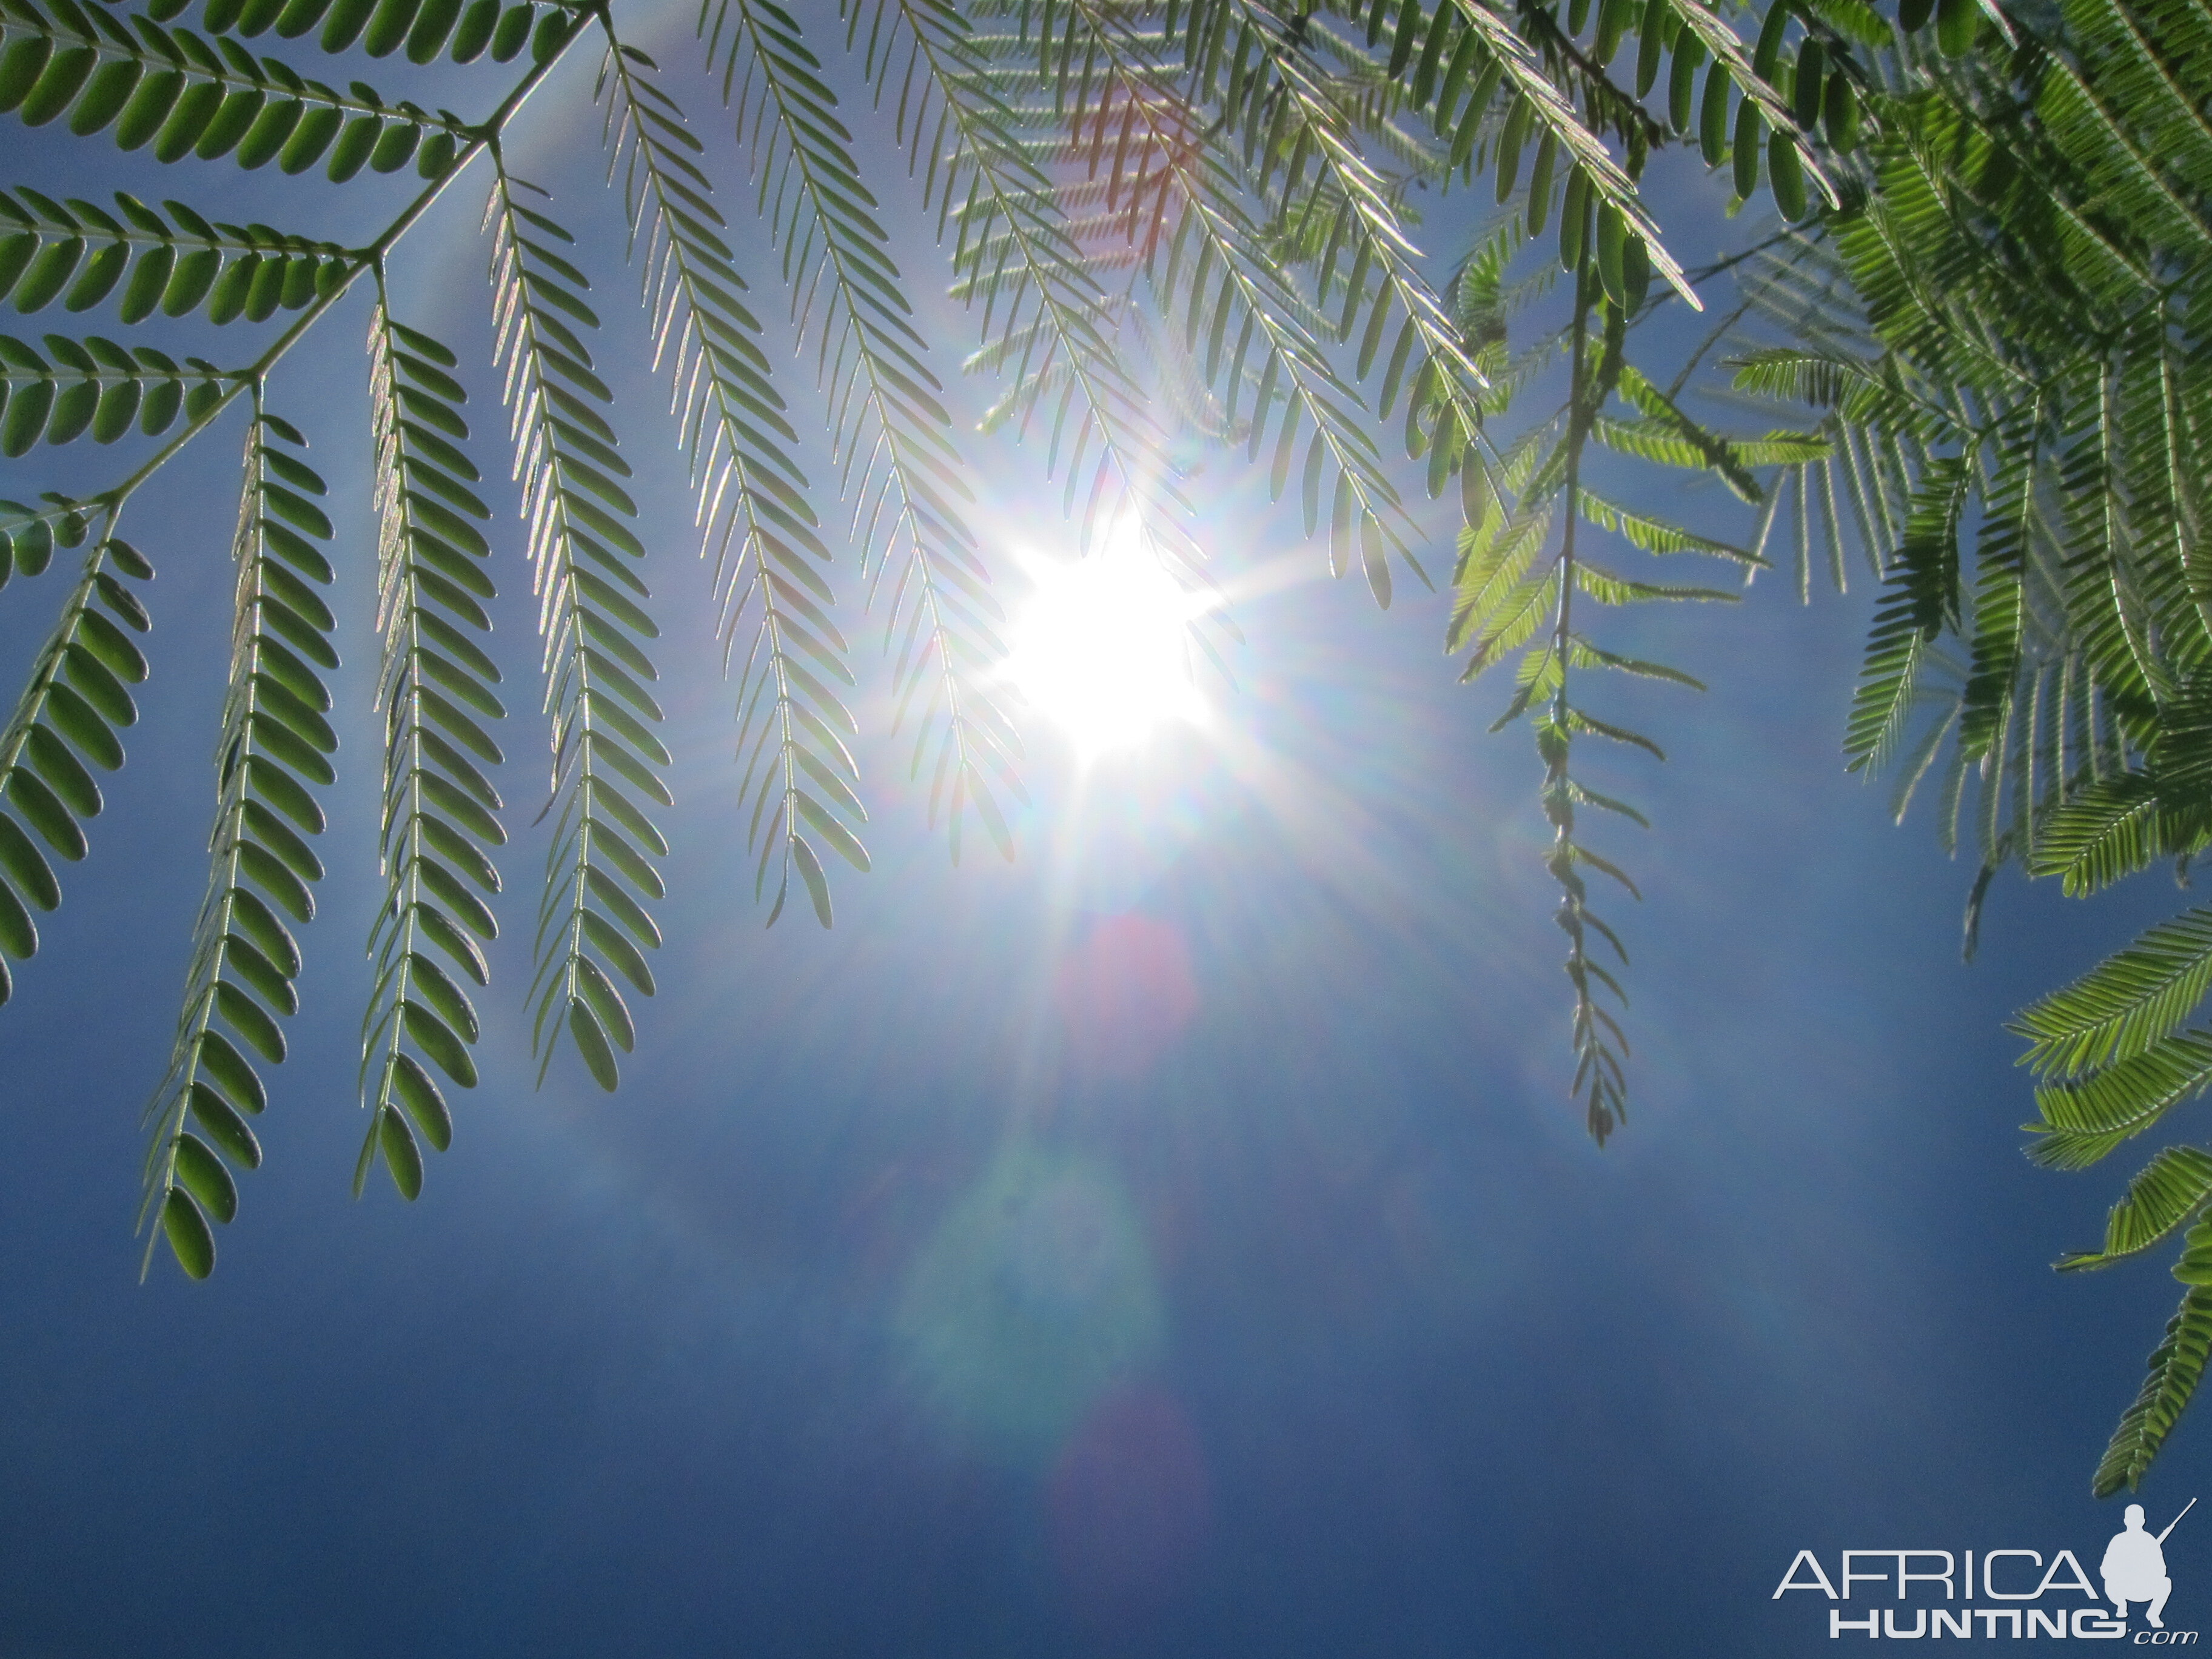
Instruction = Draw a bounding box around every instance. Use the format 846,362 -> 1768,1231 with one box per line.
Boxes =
2105,1498 -> 2194,1628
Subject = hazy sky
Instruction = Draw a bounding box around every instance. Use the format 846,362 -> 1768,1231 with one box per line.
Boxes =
0,8 -> 2201,1655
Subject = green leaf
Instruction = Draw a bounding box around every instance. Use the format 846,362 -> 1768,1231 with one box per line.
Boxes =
6,769 -> 85,859
196,1030 -> 265,1114
69,58 -> 141,135
24,725 -> 98,816
0,873 -> 37,957
173,1131 -> 238,1224
791,833 -> 832,928
189,1081 -> 261,1168
75,610 -> 147,682
0,38 -> 55,115
161,1187 -> 215,1278
377,1105 -> 423,1199
21,47 -> 98,129
566,999 -> 618,1089
216,979 -> 284,1062
401,997 -> 476,1086
386,1051 -> 452,1150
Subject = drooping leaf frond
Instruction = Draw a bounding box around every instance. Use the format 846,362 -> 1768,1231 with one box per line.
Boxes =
2095,1282 -> 2212,1498
857,0 -> 1202,598
987,1 -> 1420,602
589,28 -> 856,928
0,515 -> 150,1005
357,294 -> 502,1199
140,407 -> 335,1279
686,7 -> 1017,860
2026,772 -> 2171,898
1177,1 -> 1497,557
1845,452 -> 1968,774
485,161 -> 665,1091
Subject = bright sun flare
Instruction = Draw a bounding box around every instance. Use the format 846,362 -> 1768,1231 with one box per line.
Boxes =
1004,529 -> 1206,757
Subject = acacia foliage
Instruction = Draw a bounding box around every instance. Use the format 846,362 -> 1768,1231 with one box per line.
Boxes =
0,0 -> 2195,1490
0,0 -> 1838,1276
1712,0 -> 2212,1491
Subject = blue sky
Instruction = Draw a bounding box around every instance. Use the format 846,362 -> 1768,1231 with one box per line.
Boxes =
0,6 -> 2203,1655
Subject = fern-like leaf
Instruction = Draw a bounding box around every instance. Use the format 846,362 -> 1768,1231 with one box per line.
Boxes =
677,11 -> 1014,858
0,514 -> 150,1005
485,162 -> 663,1090
2057,1145 -> 2212,1270
139,407 -> 334,1278
0,331 -> 232,454
2016,906 -> 2212,1078
2094,1282 -> 2212,1498
589,28 -> 855,927
357,293 -> 501,1198
0,189 -> 349,327
0,0 -> 477,179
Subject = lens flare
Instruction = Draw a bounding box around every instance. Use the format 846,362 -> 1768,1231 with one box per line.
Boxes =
1048,1387 -> 1213,1621
896,1141 -> 1163,1463
1005,526 -> 1205,756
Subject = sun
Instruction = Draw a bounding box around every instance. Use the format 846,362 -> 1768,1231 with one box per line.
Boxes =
1004,527 -> 1207,757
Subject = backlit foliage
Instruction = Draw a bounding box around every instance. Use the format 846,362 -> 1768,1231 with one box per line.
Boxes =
1714,0 -> 2212,1493
0,0 -> 2200,1494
